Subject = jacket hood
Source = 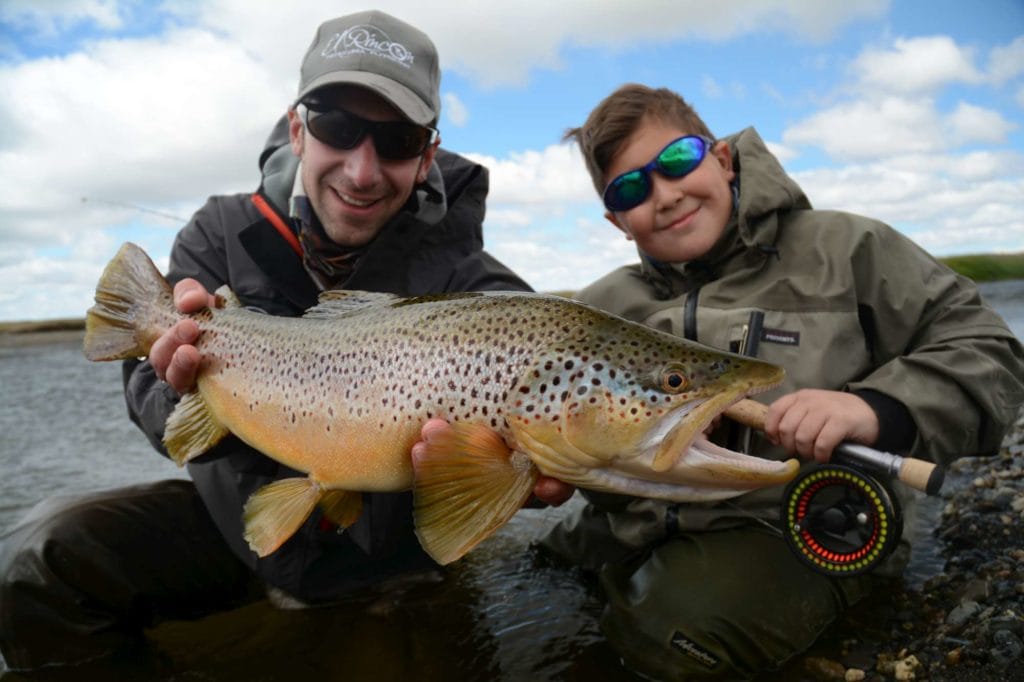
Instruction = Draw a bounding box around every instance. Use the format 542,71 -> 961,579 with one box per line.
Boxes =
727,127 -> 811,246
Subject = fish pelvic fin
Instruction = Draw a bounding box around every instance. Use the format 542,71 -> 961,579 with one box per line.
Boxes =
319,490 -> 363,528
83,242 -> 175,361
413,422 -> 538,565
243,477 -> 323,557
163,391 -> 229,466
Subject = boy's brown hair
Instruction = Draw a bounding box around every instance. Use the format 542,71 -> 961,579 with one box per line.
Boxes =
565,83 -> 715,196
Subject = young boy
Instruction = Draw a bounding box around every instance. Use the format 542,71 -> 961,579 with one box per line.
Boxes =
540,83 -> 1024,680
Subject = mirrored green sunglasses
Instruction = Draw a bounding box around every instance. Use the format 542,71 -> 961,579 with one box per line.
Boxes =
602,135 -> 714,212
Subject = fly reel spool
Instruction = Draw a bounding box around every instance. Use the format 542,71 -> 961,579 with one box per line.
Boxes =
782,464 -> 903,576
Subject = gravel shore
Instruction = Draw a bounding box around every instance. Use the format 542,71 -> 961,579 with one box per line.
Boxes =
781,408 -> 1024,682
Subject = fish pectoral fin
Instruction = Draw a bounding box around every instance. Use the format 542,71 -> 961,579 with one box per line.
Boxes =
243,477 -> 322,557
319,490 -> 363,528
413,422 -> 538,565
163,391 -> 229,466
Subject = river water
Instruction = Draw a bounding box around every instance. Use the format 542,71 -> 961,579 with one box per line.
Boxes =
0,279 -> 1021,680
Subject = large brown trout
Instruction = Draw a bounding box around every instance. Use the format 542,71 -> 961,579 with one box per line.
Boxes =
84,243 -> 798,564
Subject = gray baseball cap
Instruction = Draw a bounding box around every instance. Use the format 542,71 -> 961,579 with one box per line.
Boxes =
296,11 -> 441,126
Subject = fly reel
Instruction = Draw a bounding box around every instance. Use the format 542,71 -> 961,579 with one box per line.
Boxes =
782,464 -> 902,576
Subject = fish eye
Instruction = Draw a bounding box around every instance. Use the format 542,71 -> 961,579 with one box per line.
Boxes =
660,366 -> 689,393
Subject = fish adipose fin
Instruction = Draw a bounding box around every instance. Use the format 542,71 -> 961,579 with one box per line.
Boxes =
163,391 -> 229,465
413,422 -> 539,565
83,242 -> 174,361
319,489 -> 363,528
243,477 -> 323,557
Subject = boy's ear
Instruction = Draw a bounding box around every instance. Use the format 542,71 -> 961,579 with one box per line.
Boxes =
712,140 -> 733,173
604,211 -> 634,241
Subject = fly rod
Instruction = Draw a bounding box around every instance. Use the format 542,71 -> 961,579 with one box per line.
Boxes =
723,399 -> 945,495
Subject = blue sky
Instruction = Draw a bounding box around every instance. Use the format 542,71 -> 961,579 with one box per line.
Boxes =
0,0 -> 1022,321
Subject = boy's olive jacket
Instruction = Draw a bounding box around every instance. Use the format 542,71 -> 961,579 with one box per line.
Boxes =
576,127 -> 1024,542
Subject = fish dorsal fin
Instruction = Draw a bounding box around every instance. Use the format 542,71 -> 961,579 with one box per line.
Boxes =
213,285 -> 243,309
413,422 -> 538,565
243,477 -> 323,557
163,391 -> 229,466
303,290 -> 401,319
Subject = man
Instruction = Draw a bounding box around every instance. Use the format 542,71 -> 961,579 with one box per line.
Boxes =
0,11 -> 568,670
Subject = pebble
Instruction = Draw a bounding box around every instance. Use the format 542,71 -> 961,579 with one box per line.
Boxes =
803,656 -> 846,680
946,599 -> 981,628
989,629 -> 1024,667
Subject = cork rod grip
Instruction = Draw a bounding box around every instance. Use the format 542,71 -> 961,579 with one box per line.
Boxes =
723,399 -> 944,495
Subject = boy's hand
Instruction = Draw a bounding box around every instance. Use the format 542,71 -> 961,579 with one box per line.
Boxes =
149,279 -> 220,394
764,389 -> 880,463
411,420 -> 576,507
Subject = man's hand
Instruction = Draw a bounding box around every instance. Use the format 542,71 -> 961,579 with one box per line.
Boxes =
148,279 -> 219,394
764,389 -> 880,463
411,419 -> 575,507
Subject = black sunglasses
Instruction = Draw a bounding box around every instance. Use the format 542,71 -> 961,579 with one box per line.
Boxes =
300,101 -> 437,161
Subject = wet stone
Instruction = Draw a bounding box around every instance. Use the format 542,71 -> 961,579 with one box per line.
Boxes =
989,629 -> 1024,668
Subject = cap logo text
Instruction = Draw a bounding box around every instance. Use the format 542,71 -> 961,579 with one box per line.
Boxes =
322,25 -> 414,69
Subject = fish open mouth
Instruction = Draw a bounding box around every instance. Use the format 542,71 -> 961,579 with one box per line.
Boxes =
647,387 -> 798,487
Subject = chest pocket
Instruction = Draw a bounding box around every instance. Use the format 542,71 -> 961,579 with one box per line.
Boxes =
644,304 -> 873,403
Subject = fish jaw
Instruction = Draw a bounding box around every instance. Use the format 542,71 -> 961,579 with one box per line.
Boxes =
569,435 -> 799,502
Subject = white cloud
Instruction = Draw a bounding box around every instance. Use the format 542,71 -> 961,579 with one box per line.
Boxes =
783,97 -> 943,159
0,28 -> 288,248
1,0 -> 123,37
783,96 -> 1015,162
946,101 -> 1018,142
486,212 -> 637,293
792,158 -> 1024,254
443,92 -> 469,127
139,0 -> 891,89
850,35 -> 983,94
988,35 -> 1024,84
466,143 -> 594,205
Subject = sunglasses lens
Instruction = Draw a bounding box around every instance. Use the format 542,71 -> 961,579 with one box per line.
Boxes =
304,106 -> 433,160
306,109 -> 365,150
658,136 -> 706,177
604,171 -> 650,211
373,123 -> 433,160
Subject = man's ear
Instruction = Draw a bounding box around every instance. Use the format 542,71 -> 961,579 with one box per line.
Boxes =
417,139 -> 440,184
288,108 -> 304,157
604,210 -> 634,241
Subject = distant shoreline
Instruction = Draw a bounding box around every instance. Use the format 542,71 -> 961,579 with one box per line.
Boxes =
2,254 -> 1022,335
0,320 -> 84,348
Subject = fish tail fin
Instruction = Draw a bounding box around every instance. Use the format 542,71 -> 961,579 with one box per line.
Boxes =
243,477 -> 324,557
413,422 -> 538,565
163,392 -> 230,466
83,242 -> 176,361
